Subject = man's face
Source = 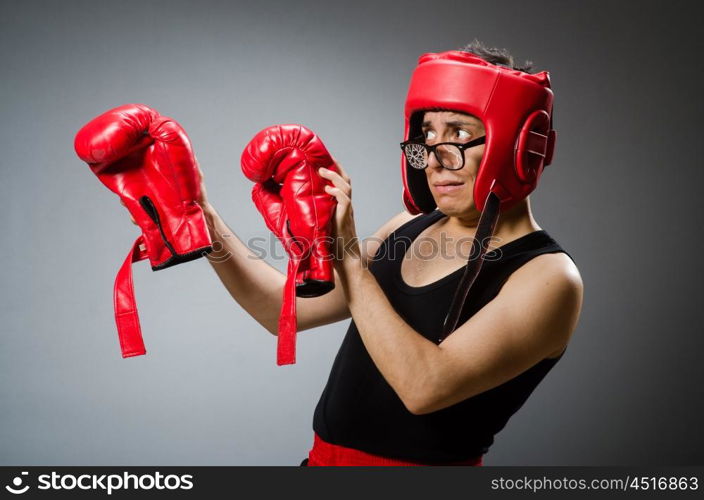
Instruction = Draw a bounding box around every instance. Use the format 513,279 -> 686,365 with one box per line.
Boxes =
421,110 -> 486,217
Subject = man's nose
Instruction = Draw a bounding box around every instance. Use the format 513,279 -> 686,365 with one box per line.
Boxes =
427,149 -> 443,170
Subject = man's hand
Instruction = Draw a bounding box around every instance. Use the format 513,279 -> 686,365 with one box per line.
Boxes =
318,161 -> 362,271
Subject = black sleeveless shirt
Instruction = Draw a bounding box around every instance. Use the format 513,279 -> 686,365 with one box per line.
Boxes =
312,210 -> 573,462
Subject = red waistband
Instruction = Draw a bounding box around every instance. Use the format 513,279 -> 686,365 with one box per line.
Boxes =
307,433 -> 483,466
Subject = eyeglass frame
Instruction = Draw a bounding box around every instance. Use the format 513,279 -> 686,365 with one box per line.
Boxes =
399,135 -> 486,170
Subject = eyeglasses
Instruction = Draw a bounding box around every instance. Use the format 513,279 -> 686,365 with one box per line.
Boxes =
400,136 -> 486,170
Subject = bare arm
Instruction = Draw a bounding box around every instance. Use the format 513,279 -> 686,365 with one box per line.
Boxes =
202,203 -> 345,334
202,203 -> 415,335
340,252 -> 583,414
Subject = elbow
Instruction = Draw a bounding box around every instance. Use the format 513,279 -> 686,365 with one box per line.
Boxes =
396,369 -> 448,416
258,318 -> 279,336
400,381 -> 473,416
265,320 -> 279,336
403,397 -> 440,416
402,397 -> 438,416
399,388 -> 440,416
404,402 -> 430,416
404,392 -> 469,415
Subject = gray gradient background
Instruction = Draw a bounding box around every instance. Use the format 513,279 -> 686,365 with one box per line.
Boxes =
1,0 -> 702,465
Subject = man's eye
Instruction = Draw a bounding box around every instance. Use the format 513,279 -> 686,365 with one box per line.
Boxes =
456,129 -> 472,140
424,130 -> 436,141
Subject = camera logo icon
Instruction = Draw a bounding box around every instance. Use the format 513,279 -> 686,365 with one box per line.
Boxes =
5,471 -> 30,495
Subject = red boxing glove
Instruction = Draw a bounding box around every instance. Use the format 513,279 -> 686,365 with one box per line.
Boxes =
241,124 -> 337,365
75,104 -> 212,358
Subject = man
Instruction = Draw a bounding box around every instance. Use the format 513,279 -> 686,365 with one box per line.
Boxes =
143,41 -> 582,465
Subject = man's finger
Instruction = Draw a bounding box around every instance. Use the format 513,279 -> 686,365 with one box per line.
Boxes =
320,167 -> 350,194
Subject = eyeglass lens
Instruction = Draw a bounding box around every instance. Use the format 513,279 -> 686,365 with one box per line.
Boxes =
404,143 -> 463,170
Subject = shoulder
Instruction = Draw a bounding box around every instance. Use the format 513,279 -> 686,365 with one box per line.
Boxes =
505,251 -> 583,310
510,251 -> 583,294
500,251 -> 583,355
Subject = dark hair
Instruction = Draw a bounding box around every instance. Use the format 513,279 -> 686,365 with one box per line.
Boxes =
459,39 -> 533,73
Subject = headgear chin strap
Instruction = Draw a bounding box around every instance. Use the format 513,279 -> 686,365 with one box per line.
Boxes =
401,50 -> 557,341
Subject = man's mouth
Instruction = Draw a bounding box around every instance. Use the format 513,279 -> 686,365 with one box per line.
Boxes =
432,180 -> 465,194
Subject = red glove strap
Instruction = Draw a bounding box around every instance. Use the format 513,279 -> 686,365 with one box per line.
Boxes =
114,237 -> 149,358
277,258 -> 300,365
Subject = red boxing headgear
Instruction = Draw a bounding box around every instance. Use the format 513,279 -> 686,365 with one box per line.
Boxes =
401,50 -> 556,214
